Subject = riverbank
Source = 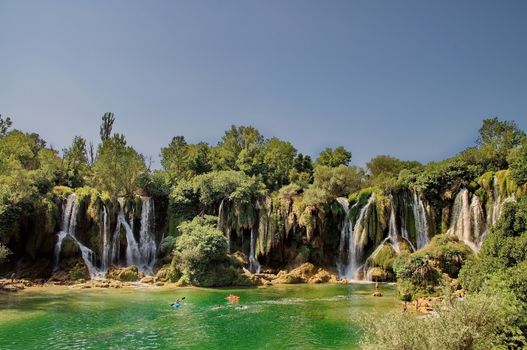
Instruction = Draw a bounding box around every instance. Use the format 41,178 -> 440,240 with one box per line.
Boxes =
0,262 -> 350,293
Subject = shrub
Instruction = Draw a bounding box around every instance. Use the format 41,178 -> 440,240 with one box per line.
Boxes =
360,292 -> 520,350
393,235 -> 472,300
171,215 -> 235,287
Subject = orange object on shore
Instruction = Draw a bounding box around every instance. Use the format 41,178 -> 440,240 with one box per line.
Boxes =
226,294 -> 240,302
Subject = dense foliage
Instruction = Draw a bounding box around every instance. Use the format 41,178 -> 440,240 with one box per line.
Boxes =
458,198 -> 527,346
393,235 -> 473,300
170,216 -> 240,287
360,292 -> 521,350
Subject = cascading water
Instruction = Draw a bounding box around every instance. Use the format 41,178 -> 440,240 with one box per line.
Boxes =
470,195 -> 486,247
336,197 -> 351,276
249,227 -> 261,274
100,205 -> 111,272
412,191 -> 430,249
138,197 -> 157,274
387,195 -> 400,254
447,189 -> 478,251
218,198 -> 230,253
113,197 -> 157,275
360,196 -> 399,281
55,194 -> 159,279
54,194 -> 106,279
343,194 -> 375,280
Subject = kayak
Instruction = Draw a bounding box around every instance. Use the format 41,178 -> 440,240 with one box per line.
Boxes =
226,294 -> 240,302
170,302 -> 182,308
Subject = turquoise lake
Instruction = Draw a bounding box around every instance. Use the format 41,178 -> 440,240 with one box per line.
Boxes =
0,283 -> 398,349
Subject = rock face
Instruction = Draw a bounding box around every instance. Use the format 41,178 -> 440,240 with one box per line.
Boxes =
271,263 -> 344,284
0,279 -> 34,292
106,266 -> 139,282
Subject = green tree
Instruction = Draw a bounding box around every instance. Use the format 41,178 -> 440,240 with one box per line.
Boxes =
99,112 -> 115,142
91,134 -> 147,195
510,137 -> 527,186
171,216 -> 236,287
263,137 -> 297,190
315,146 -> 352,167
62,136 -> 89,187
208,125 -> 265,172
312,165 -> 364,198
367,155 -> 421,178
161,136 -> 211,181
475,117 -> 525,170
0,114 -> 13,137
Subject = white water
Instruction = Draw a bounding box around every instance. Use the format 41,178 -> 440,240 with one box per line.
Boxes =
114,197 -> 157,275
249,227 -> 261,274
387,195 -> 400,254
412,191 -> 430,249
100,206 -> 111,272
54,194 -> 106,279
336,197 -> 351,276
55,194 -> 158,279
447,189 -> 479,251
343,194 -> 375,280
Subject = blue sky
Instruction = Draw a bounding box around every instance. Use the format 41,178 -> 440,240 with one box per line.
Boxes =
1,0 -> 526,168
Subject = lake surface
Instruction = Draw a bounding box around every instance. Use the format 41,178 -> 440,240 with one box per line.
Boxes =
0,283 -> 397,349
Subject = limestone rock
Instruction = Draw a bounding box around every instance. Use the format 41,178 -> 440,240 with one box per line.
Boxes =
107,265 -> 139,282
140,276 -> 155,284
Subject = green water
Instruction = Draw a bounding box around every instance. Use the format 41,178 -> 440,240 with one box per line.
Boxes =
0,283 -> 397,349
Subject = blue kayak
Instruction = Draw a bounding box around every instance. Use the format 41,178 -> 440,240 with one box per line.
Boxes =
170,302 -> 182,308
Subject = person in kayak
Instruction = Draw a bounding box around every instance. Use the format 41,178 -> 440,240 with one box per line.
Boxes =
170,297 -> 185,308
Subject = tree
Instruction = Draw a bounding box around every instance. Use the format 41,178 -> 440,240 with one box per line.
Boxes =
0,114 -> 13,137
312,165 -> 364,198
62,136 -> 89,187
208,125 -> 265,172
91,134 -> 147,196
263,137 -> 297,190
99,112 -> 115,142
475,117 -> 525,170
171,216 -> 234,287
315,146 -> 352,167
160,136 -> 211,182
510,137 -> 527,186
367,155 -> 421,178
161,136 -> 190,177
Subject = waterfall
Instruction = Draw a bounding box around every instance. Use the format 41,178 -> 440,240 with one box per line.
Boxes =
54,194 -> 159,279
344,194 -> 375,280
447,189 -> 478,251
470,195 -> 486,247
113,197 -> 157,275
138,197 -> 157,275
53,194 -> 105,279
359,196 -> 400,281
336,197 -> 351,276
218,198 -> 230,253
412,191 -> 430,249
100,205 -> 111,272
387,195 -> 400,254
249,227 -> 261,274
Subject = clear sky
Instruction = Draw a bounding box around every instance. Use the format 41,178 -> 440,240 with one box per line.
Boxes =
1,0 -> 526,168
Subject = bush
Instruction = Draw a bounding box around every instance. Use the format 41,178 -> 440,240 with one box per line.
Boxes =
459,198 -> 527,345
360,292 -> 520,350
393,235 -> 472,300
171,215 -> 236,287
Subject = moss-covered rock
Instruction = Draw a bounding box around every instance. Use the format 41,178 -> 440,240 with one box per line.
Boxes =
107,265 -> 139,282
